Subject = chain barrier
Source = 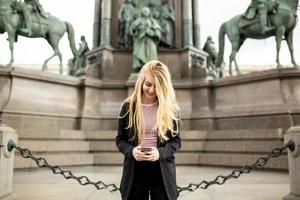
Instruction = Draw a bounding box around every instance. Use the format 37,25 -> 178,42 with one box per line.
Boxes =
177,139 -> 295,193
7,140 -> 119,192
7,139 -> 295,194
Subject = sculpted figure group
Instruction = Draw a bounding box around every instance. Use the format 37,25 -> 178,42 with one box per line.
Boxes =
118,0 -> 176,72
130,7 -> 161,73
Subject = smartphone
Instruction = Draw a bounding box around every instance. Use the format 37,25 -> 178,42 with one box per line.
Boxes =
141,147 -> 152,152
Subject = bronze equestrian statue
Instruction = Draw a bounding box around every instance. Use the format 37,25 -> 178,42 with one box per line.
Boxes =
0,0 -> 78,74
216,0 -> 299,76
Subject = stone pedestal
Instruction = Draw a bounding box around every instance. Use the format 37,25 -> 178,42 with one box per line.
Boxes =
0,124 -> 18,200
85,47 -> 207,81
284,126 -> 300,200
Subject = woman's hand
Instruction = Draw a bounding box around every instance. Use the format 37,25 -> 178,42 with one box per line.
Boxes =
132,146 -> 147,161
143,147 -> 160,162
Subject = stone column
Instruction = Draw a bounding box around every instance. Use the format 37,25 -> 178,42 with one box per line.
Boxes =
0,123 -> 18,200
193,0 -> 201,49
182,0 -> 194,48
99,0 -> 112,48
93,0 -> 101,49
283,126 -> 300,200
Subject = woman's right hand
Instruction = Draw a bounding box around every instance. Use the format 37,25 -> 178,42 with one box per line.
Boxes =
132,146 -> 146,161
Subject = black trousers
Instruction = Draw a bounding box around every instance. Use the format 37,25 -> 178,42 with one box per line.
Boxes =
128,161 -> 169,200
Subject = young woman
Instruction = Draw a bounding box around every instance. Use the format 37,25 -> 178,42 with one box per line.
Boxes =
116,60 -> 181,200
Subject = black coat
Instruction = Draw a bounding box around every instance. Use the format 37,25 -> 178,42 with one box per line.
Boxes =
116,102 -> 181,200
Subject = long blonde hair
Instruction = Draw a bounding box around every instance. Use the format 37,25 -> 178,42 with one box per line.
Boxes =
127,60 -> 180,144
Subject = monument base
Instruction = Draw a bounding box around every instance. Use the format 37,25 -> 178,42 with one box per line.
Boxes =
85,47 -> 208,81
1,66 -> 300,132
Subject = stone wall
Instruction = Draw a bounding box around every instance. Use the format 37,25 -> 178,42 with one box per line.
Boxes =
1,66 -> 300,134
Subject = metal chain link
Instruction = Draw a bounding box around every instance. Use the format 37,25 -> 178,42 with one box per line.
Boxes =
177,139 -> 295,193
8,141 -> 119,192
7,139 -> 295,194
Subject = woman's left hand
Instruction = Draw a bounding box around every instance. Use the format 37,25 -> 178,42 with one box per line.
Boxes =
144,148 -> 160,161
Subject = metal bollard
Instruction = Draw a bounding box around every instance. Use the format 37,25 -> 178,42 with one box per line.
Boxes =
284,126 -> 300,200
0,123 -> 18,200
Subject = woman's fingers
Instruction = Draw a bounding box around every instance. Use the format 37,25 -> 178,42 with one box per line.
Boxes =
133,147 -> 159,161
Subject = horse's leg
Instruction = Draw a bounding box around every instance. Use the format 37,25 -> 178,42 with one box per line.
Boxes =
44,35 -> 63,74
234,39 -> 245,75
275,27 -> 285,69
43,51 -> 63,73
229,41 -> 240,75
6,28 -> 15,66
229,58 -> 233,76
42,54 -> 56,71
57,51 -> 63,74
285,31 -> 299,69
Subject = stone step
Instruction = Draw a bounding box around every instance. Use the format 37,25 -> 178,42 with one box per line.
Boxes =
87,129 -> 283,140
206,129 -> 284,140
89,141 -> 118,152
93,152 -> 201,165
89,140 -> 283,153
14,128 -> 287,170
16,139 -> 205,153
17,128 -> 284,140
14,152 -> 94,169
93,152 -> 288,169
14,149 -> 288,170
199,153 -> 288,170
16,136 -> 284,154
203,140 -> 284,153
18,140 -> 90,152
87,130 -> 207,140
18,129 -> 86,140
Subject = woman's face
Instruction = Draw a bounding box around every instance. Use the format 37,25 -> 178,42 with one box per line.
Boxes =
142,73 -> 157,103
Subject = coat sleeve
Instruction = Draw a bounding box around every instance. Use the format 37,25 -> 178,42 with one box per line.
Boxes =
157,120 -> 181,161
115,103 -> 135,159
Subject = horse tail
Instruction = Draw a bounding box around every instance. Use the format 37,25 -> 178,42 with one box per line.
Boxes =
65,22 -> 77,57
216,22 -> 226,69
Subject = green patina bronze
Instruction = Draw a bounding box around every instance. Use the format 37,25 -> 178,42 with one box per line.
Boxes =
0,0 -> 77,74
216,0 -> 299,76
159,0 -> 175,48
130,7 -> 161,73
118,0 -> 136,49
69,35 -> 89,76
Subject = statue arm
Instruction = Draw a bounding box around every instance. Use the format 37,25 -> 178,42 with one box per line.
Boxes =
151,21 -> 162,40
129,19 -> 139,36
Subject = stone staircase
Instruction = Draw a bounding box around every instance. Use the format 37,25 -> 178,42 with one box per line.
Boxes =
14,129 -> 288,170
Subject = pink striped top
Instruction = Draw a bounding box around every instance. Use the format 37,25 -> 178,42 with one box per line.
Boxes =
141,101 -> 158,148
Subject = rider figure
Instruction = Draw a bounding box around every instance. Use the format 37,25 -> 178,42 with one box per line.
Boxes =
243,0 -> 274,34
19,0 -> 48,35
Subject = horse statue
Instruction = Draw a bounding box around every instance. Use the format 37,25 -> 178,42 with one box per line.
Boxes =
0,0 -> 77,74
216,0 -> 299,76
